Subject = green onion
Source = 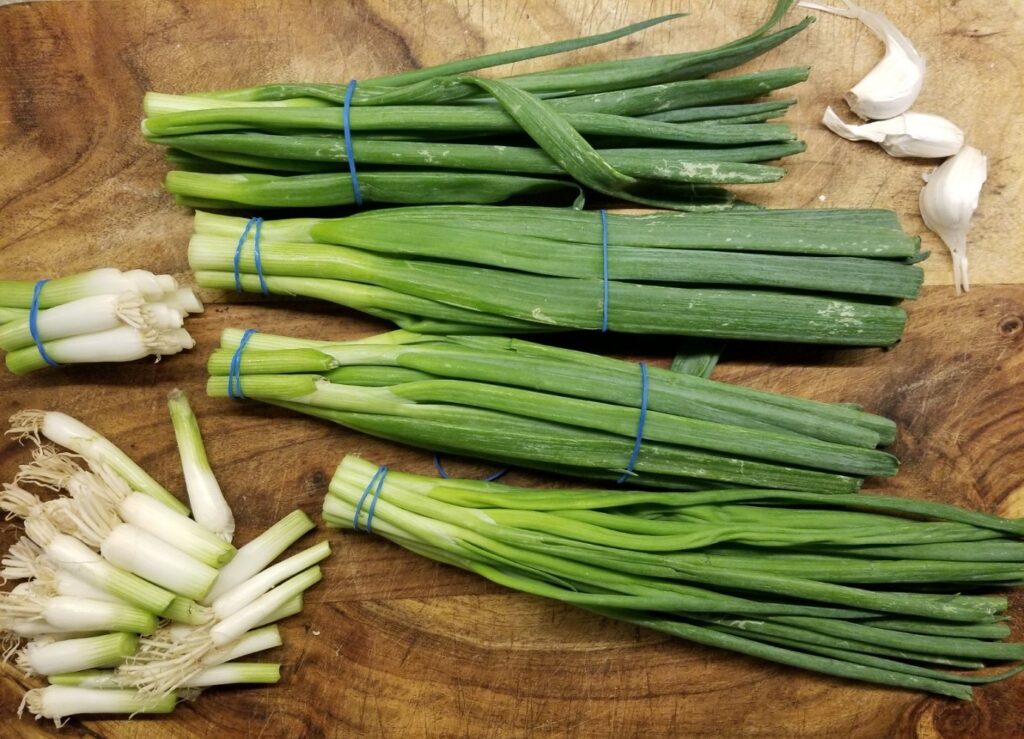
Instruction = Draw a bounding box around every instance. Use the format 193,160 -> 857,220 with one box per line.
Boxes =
24,522 -> 177,616
98,524 -> 219,602
209,566 -> 322,646
179,662 -> 281,688
0,270 -> 201,375
191,205 -> 921,346
208,328 -> 896,492
37,597 -> 157,636
211,541 -> 331,619
8,411 -> 188,515
11,445 -> 234,568
17,632 -> 139,676
323,455 -> 1024,698
142,3 -> 814,210
168,390 -> 235,542
21,686 -> 177,725
3,408 -> 327,719
202,510 -> 316,604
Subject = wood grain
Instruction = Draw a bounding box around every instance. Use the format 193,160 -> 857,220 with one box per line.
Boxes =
1,1 -> 1023,737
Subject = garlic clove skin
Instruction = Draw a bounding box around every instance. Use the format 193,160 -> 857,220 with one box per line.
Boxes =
800,1 -> 925,120
919,146 -> 987,295
823,107 -> 964,158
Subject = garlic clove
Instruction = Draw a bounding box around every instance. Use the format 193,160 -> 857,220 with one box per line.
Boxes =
919,146 -> 987,295
800,0 -> 925,120
823,107 -> 964,158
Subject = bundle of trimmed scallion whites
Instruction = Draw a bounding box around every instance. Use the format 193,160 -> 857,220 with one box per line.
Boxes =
0,269 -> 202,375
207,329 -> 898,492
191,206 -> 923,346
0,399 -> 328,726
326,455 -> 1024,699
142,1 -> 813,211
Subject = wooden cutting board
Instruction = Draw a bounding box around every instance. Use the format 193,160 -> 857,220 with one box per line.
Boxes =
1,1 -> 1022,736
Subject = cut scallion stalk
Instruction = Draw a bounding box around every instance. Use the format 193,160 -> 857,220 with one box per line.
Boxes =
210,566 -> 322,646
17,632 -> 139,676
167,389 -> 235,542
212,541 -> 330,619
180,661 -> 281,687
20,686 -> 177,725
100,524 -> 219,601
41,596 -> 157,635
202,510 -> 315,604
28,525 -> 176,615
8,411 -> 188,515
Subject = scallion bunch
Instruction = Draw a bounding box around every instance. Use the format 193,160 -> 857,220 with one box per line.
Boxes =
1,400 -> 328,726
0,269 -> 202,375
142,2 -> 813,211
324,455 -> 1024,699
207,328 -> 898,492
192,206 -> 923,346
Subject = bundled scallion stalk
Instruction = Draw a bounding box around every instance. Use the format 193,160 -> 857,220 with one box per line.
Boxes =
192,206 -> 923,346
325,455 -> 1024,699
142,2 -> 813,211
0,268 -> 202,375
207,329 -> 898,493
1,401 -> 328,726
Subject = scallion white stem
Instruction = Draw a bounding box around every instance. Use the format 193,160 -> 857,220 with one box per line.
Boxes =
162,596 -> 213,625
202,509 -> 315,604
4,326 -> 195,375
8,411 -> 188,514
211,566 -> 322,646
20,448 -> 233,566
119,491 -> 235,567
8,621 -> 98,639
18,632 -> 139,676
100,524 -> 219,601
212,625 -> 283,664
0,293 -> 146,352
180,661 -> 281,687
42,596 -> 157,635
48,670 -> 122,689
27,521 -> 176,615
52,571 -> 129,604
255,595 -> 303,628
1,537 -> 50,580
167,390 -> 235,542
212,541 -> 330,619
20,685 -> 177,725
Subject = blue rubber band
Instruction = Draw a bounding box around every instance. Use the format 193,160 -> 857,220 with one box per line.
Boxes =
29,279 -> 59,368
617,362 -> 648,484
433,454 -> 508,482
252,217 -> 268,295
232,217 -> 267,294
600,209 -> 610,332
353,465 -> 388,532
343,80 -> 363,206
228,328 -> 257,400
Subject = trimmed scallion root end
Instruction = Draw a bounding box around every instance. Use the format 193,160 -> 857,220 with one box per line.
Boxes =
20,685 -> 177,727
